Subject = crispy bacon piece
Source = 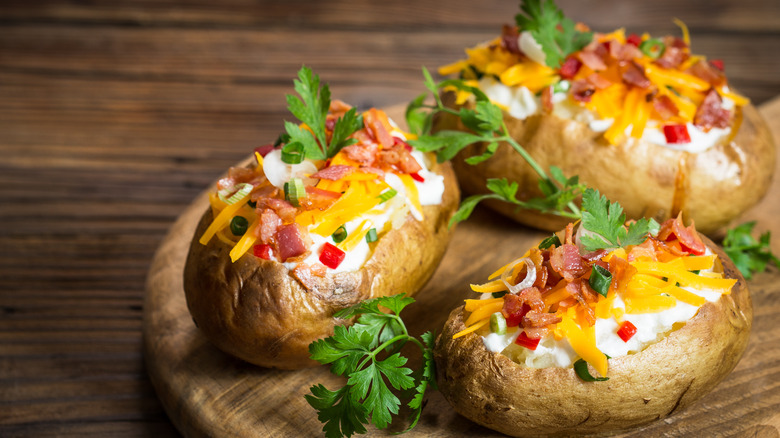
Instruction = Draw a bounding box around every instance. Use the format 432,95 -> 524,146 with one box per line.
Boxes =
654,37 -> 690,69
541,86 -> 554,113
256,208 -> 282,245
364,108 -> 394,148
275,223 -> 311,261
502,287 -> 545,327
311,164 -> 354,181
217,166 -> 264,191
378,141 -> 422,174
550,244 -> 587,281
343,131 -> 379,165
523,310 -> 562,328
622,61 -> 651,88
694,88 -> 732,131
501,24 -> 521,54
586,73 -> 612,90
577,49 -> 607,71
652,94 -> 679,120
570,79 -> 596,102
291,263 -> 327,292
258,198 -> 297,223
582,249 -> 609,263
329,99 -> 352,118
607,255 -> 636,295
657,214 -> 706,255
687,59 -> 727,88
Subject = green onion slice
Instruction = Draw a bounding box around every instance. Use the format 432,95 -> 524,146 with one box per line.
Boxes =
332,226 -> 348,243
589,265 -> 612,297
491,291 -> 507,298
230,216 -> 249,236
219,183 -> 253,205
489,312 -> 507,335
574,358 -> 609,382
284,178 -> 306,207
365,228 -> 378,243
552,80 -> 570,94
377,188 -> 398,203
639,38 -> 666,59
539,234 -> 561,250
281,142 -> 305,164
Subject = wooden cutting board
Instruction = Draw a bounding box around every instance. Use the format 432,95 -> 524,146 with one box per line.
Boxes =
143,98 -> 780,437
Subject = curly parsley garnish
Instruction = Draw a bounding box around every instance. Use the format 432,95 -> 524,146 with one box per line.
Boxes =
281,66 -> 363,162
515,0 -> 593,68
722,221 -> 780,279
407,67 -> 584,226
306,295 -> 436,438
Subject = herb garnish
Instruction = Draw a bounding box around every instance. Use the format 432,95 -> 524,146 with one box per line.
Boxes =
515,0 -> 593,68
580,189 -> 659,251
722,221 -> 780,279
306,294 -> 436,438
281,66 -> 364,162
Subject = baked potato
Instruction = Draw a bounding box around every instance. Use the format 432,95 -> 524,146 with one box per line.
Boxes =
183,70 -> 459,369
434,209 -> 751,436
435,1 -> 775,234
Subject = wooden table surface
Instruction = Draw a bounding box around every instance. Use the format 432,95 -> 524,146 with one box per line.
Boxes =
2,1 -> 780,437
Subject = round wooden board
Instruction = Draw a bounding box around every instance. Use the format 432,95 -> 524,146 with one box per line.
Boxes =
143,101 -> 780,437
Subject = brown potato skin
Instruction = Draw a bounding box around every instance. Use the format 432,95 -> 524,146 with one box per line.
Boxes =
184,160 -> 459,369
434,234 -> 751,436
439,91 -> 776,234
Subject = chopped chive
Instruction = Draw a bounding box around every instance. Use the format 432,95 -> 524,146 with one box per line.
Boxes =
589,265 -> 612,297
230,216 -> 249,236
332,226 -> 348,243
281,142 -> 305,164
377,188 -> 398,203
489,312 -> 507,335
365,228 -> 378,243
491,291 -> 507,298
639,38 -> 666,59
284,178 -> 306,207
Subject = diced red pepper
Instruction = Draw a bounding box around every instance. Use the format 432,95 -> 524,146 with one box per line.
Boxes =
709,59 -> 724,71
626,33 -> 642,47
504,303 -> 531,327
663,124 -> 691,144
515,331 -> 541,350
617,321 -> 638,342
319,242 -> 346,269
410,172 -> 425,183
559,57 -> 583,79
253,244 -> 273,260
254,144 -> 275,158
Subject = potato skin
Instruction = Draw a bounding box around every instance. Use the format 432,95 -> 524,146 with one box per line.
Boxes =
183,160 -> 459,369
440,91 -> 776,234
434,234 -> 751,436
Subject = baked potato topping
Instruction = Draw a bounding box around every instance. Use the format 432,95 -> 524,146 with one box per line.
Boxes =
439,4 -> 746,151
455,214 -> 735,379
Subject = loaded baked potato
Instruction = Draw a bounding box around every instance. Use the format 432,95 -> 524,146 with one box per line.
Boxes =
184,68 -> 459,369
434,192 -> 751,435
435,0 -> 775,234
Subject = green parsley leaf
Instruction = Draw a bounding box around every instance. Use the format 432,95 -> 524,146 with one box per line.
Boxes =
287,66 -> 330,150
515,0 -> 593,68
328,108 -> 362,156
405,92 -> 433,136
722,221 -> 780,280
284,120 -> 324,161
580,188 -> 652,251
307,294 -> 436,437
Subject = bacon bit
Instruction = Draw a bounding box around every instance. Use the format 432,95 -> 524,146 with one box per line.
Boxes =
622,61 -> 651,88
615,42 -> 643,62
608,255 -> 636,295
694,88 -> 732,130
343,132 -> 379,166
258,198 -> 297,223
502,295 -> 530,327
364,108 -> 394,148
550,244 -> 587,281
256,208 -> 282,244
360,166 -> 386,177
523,310 -> 562,328
564,223 -> 575,245
501,24 -> 521,54
559,57 -> 583,79
393,136 -> 413,152
687,60 -> 727,87
654,46 -> 689,69
378,141 -> 422,174
582,249 -> 609,263
291,263 -> 323,292
577,49 -> 608,71
275,223 -> 311,261
518,287 -> 545,312
657,214 -> 706,255
652,94 -> 679,120
541,86 -> 554,113
570,79 -> 596,102
311,164 -> 354,181
628,239 -> 657,262
586,73 -> 613,90
524,326 -> 550,340
709,59 -> 725,71
329,99 -> 353,117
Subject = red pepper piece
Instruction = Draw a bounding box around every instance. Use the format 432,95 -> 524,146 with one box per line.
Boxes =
410,172 -> 425,183
626,33 -> 642,47
663,124 -> 691,144
253,244 -> 273,260
559,57 -> 583,79
709,59 -> 725,71
515,331 -> 541,350
319,242 -> 346,269
504,302 -> 531,327
617,321 -> 638,342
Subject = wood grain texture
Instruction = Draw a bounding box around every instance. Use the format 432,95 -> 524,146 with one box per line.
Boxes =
2,0 -> 779,436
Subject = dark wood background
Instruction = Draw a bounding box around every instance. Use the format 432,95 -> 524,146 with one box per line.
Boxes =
2,1 -> 779,436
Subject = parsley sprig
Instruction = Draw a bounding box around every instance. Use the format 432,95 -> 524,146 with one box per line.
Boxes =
722,221 -> 780,279
281,66 -> 364,161
579,189 -> 659,251
406,67 -> 585,226
306,295 -> 436,438
515,0 -> 592,68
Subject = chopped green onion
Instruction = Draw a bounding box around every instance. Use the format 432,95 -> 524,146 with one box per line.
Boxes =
552,80 -> 570,94
284,178 -> 306,207
691,269 -> 700,275
639,38 -> 666,59
492,291 -> 507,298
221,183 -> 253,205
332,226 -> 348,243
247,200 -> 257,208
377,188 -> 398,203
230,216 -> 249,236
281,142 -> 305,164
489,312 -> 507,335
365,228 -> 378,243
539,234 -> 561,250
589,265 -> 612,297
574,358 -> 609,382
